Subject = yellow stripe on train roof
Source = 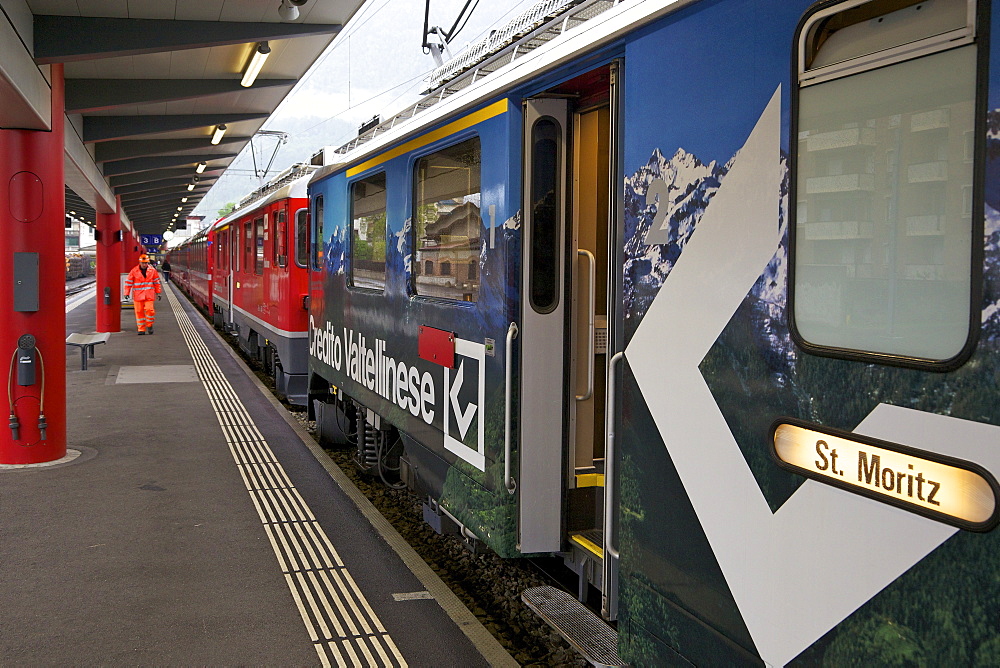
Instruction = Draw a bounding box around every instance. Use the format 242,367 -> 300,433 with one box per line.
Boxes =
345,99 -> 509,178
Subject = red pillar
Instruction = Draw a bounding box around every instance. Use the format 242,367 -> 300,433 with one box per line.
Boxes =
0,64 -> 67,464
96,198 -> 122,333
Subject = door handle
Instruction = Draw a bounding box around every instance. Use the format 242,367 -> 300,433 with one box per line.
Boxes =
575,249 -> 596,401
604,351 -> 624,562
504,321 -> 519,494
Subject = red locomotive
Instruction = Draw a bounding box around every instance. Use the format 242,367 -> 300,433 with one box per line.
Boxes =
169,163 -> 316,405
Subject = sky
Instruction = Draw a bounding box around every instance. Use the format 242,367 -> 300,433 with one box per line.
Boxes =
188,0 -> 539,227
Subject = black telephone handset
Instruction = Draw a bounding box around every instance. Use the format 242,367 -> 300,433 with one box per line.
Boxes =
17,334 -> 36,387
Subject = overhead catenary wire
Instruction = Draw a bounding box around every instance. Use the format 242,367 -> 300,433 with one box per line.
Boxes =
195,0 -> 537,218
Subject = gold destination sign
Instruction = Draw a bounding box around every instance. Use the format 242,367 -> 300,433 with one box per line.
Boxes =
771,420 -> 999,531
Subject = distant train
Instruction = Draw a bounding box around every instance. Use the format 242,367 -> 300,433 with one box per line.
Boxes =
65,251 -> 95,280
172,0 -> 1000,664
170,163 -> 315,404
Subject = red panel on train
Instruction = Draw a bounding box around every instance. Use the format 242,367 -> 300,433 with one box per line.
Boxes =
417,326 -> 455,368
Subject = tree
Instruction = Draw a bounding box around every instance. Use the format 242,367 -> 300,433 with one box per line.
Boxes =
217,202 -> 236,217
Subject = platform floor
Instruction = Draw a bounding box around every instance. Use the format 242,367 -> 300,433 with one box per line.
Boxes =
0,283 -> 516,667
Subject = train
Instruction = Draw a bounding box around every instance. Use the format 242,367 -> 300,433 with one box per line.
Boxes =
65,251 -> 95,280
170,0 -> 1000,664
169,162 -> 316,404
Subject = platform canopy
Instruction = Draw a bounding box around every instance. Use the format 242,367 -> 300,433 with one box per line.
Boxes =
0,0 -> 366,235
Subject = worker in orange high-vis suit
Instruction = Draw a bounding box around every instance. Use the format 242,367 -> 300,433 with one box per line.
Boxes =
123,254 -> 162,335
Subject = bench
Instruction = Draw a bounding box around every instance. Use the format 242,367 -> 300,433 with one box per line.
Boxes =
66,332 -> 110,371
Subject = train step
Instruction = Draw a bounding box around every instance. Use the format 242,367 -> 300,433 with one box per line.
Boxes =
521,585 -> 624,667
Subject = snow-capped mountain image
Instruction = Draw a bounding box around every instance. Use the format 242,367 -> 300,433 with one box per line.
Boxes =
623,147 -> 726,325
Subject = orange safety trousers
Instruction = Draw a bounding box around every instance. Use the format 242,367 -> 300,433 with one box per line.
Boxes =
133,299 -> 156,332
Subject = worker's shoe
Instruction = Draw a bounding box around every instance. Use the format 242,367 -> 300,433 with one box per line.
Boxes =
147,327 -> 153,335
138,330 -> 145,335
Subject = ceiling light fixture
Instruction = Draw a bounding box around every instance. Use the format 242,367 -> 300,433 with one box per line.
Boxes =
241,42 -> 271,87
211,124 -> 227,145
196,162 -> 207,174
181,197 -> 188,203
277,0 -> 307,21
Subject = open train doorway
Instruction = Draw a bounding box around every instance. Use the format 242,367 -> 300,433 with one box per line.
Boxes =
520,62 -> 616,614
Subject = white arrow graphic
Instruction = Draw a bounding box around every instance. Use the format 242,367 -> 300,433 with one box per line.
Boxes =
626,86 -> 1000,665
449,360 -> 477,440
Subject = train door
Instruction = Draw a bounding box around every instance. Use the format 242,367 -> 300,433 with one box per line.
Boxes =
520,64 -> 617,612
228,224 -> 237,329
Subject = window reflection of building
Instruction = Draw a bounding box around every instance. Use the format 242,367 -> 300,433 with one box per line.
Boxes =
413,137 -> 482,302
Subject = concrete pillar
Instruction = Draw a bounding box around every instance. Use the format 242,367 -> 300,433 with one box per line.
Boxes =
96,198 -> 122,333
0,64 -> 67,464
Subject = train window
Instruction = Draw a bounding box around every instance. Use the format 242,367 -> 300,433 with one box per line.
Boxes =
254,216 -> 265,275
275,210 -> 288,268
244,221 -> 253,274
312,196 -> 325,270
413,137 -> 481,301
349,172 -> 387,291
792,0 -> 979,365
529,117 -> 561,313
294,208 -> 309,268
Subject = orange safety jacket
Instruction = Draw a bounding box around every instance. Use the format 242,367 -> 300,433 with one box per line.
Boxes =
124,265 -> 162,301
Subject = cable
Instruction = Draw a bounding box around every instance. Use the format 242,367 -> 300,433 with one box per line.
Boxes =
376,431 -> 406,489
444,0 -> 480,43
35,346 -> 46,440
8,350 -> 19,441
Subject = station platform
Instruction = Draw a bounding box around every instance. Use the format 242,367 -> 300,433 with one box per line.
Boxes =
0,283 -> 516,667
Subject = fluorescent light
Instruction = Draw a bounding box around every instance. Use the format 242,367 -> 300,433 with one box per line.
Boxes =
241,42 -> 271,88
211,124 -> 227,145
196,162 -> 207,174
177,207 -> 183,211
187,183 -> 195,191
181,197 -> 188,203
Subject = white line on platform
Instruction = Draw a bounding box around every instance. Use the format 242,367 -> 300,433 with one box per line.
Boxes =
65,286 -> 95,313
164,288 -> 407,668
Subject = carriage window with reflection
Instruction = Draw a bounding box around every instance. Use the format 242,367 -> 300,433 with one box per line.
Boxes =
244,221 -> 253,274
274,209 -> 288,267
413,137 -> 481,301
254,216 -> 265,275
350,173 -> 387,290
312,196 -> 325,270
295,209 -> 309,267
793,0 -> 977,363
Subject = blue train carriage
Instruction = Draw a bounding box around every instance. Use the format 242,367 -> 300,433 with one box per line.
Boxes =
306,99 -> 524,555
309,0 -> 1000,664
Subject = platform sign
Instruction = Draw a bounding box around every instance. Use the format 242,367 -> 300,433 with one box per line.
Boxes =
140,234 -> 163,247
771,419 -> 1000,531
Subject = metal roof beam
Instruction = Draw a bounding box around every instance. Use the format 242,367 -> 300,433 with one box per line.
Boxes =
66,79 -> 296,114
110,168 -> 210,188
34,16 -> 342,64
121,187 -> 211,207
117,184 -> 210,202
84,112 -> 269,142
113,175 -> 220,196
103,152 -> 237,177
125,200 -> 198,215
96,137 -> 250,163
